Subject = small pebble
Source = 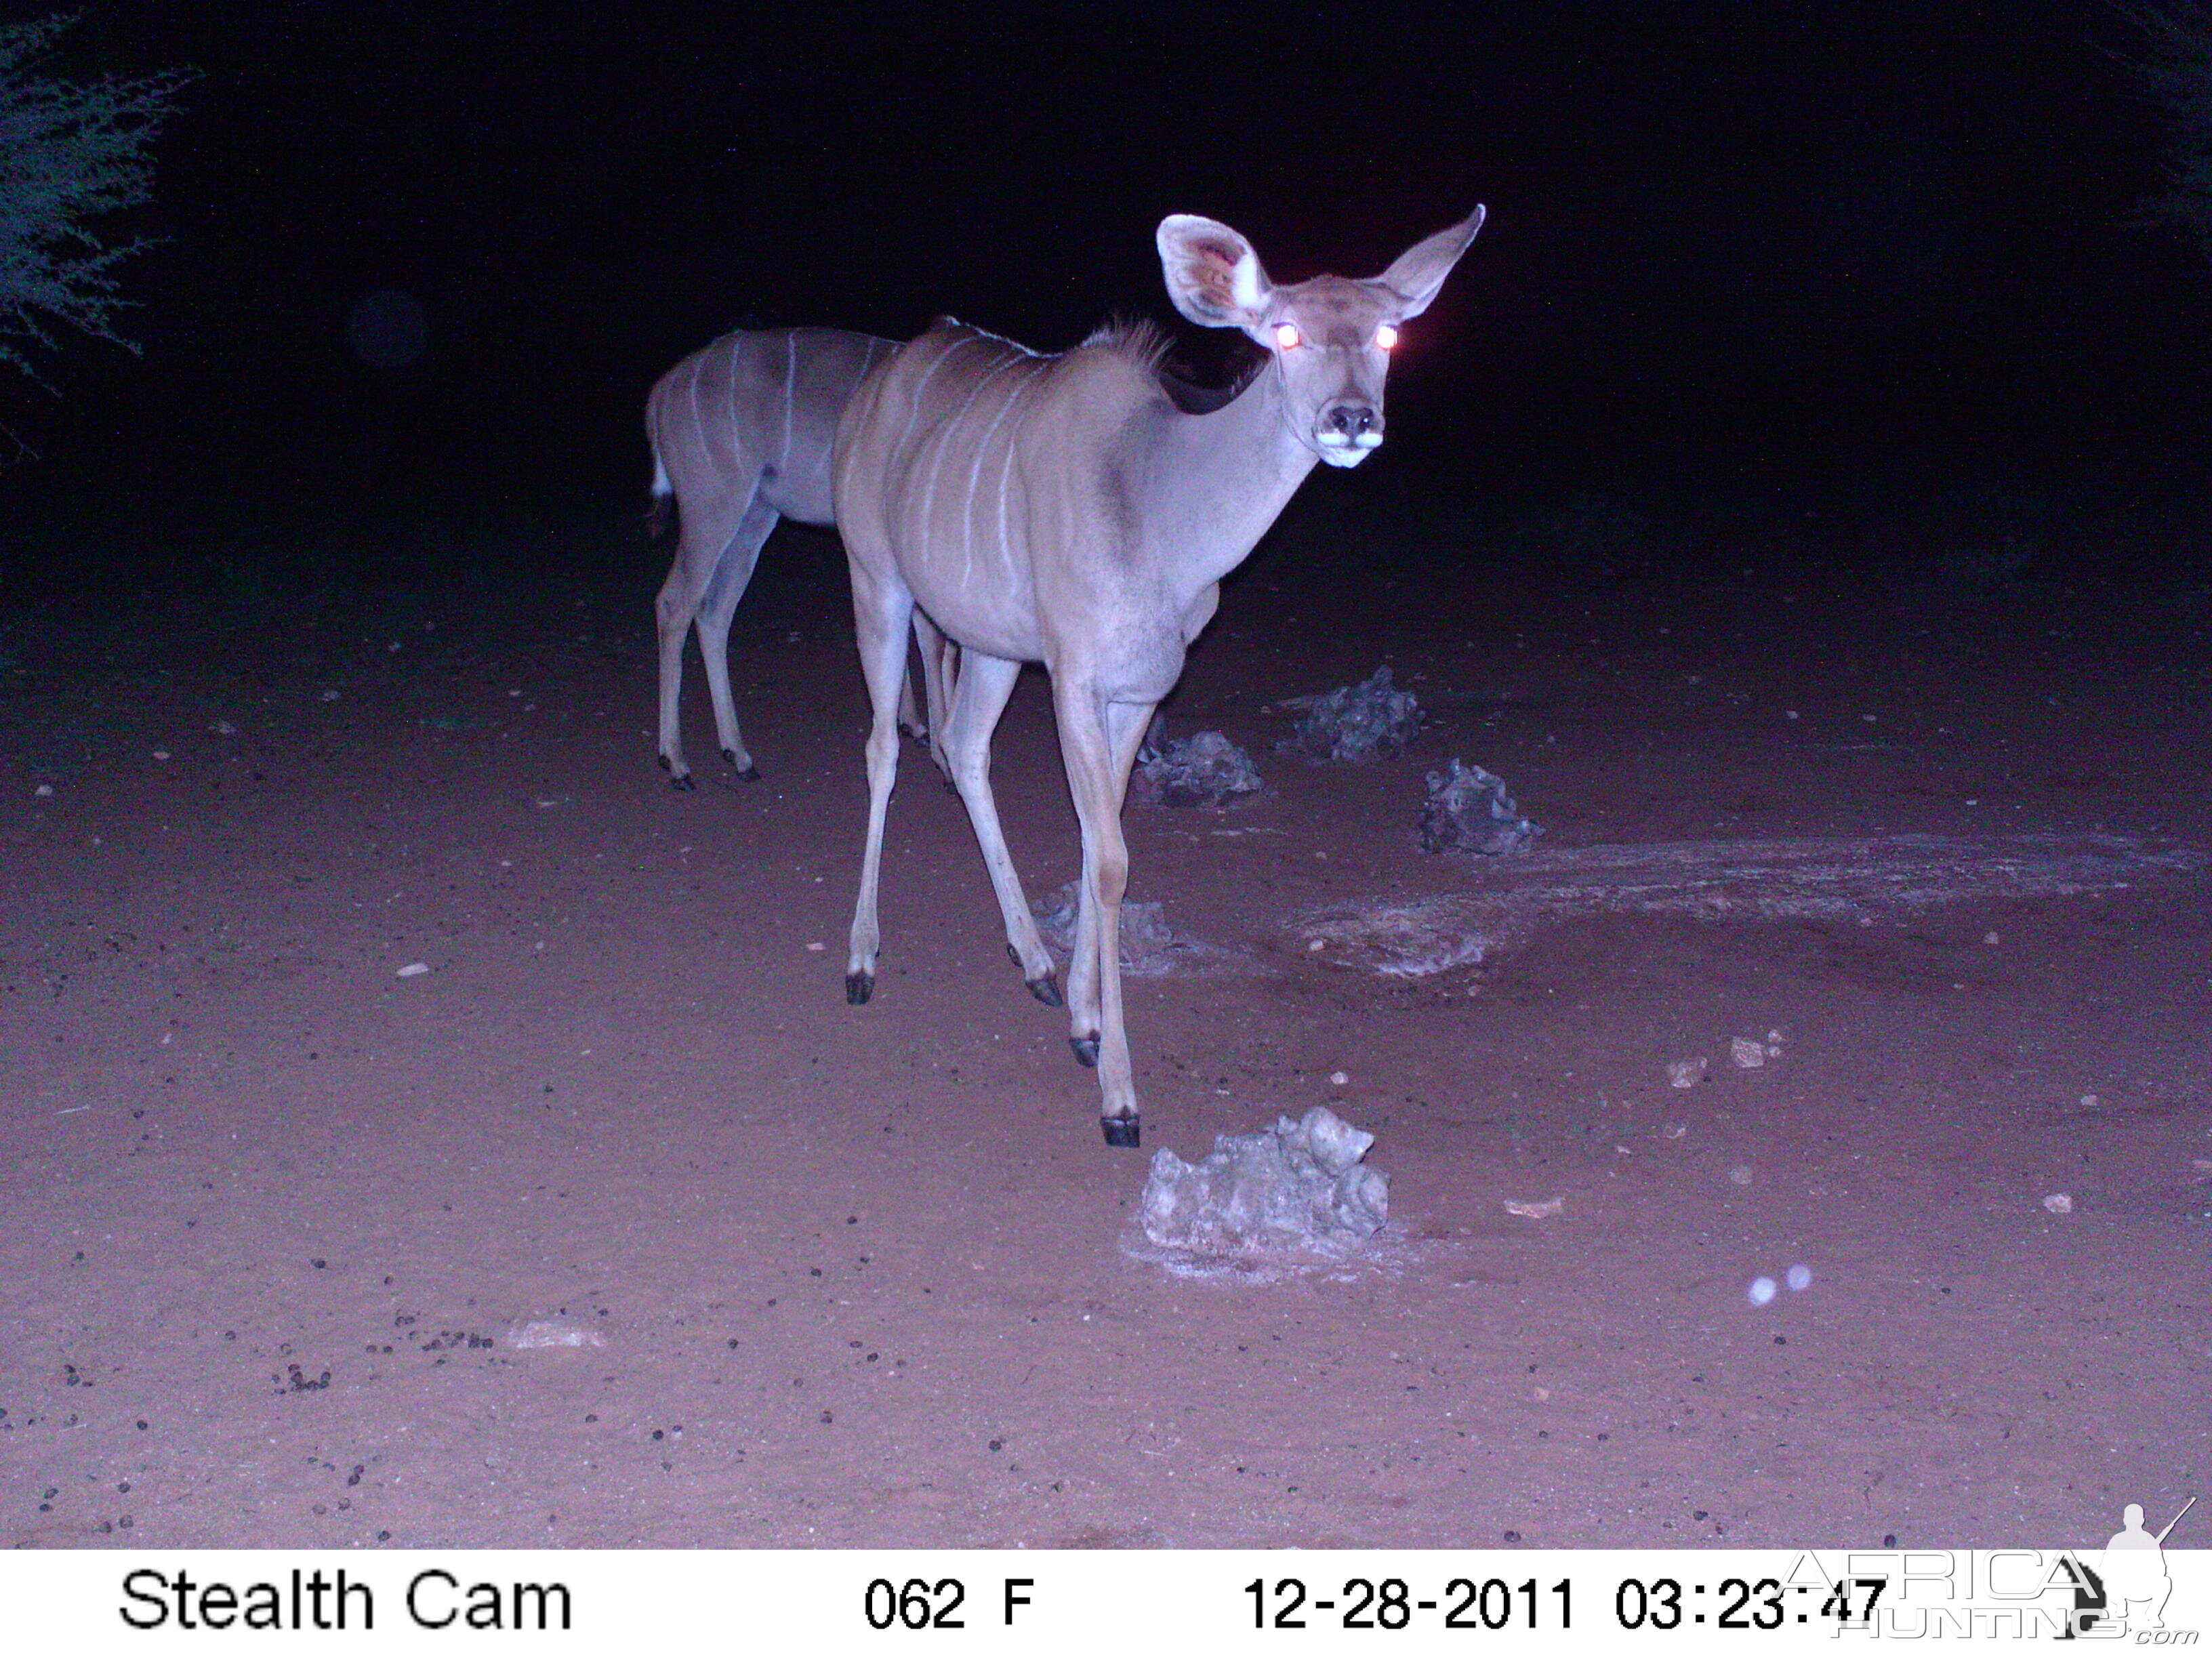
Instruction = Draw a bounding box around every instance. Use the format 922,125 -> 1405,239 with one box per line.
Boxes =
396,962 -> 430,979
2043,1192 -> 2074,1214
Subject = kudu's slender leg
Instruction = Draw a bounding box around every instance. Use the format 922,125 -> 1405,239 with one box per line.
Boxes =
690,497 -> 781,781
896,653 -> 928,747
911,611 -> 958,781
1057,687 -> 1156,1143
844,571 -> 916,1005
655,485 -> 759,788
935,650 -> 1061,1004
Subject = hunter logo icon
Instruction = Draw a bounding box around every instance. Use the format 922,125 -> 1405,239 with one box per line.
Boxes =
2100,1496 -> 2195,1634
2067,1495 -> 2197,1637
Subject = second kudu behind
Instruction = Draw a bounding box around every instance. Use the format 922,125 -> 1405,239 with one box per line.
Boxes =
834,209 -> 1484,1146
648,325 -> 950,786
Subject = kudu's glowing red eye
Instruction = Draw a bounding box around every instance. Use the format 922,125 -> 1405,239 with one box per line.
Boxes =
1374,323 -> 1399,350
1273,323 -> 1300,350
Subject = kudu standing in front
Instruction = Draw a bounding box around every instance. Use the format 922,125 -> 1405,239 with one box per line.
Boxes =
834,209 -> 1484,1145
649,326 -> 951,785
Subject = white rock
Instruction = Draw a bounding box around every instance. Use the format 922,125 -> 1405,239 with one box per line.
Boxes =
509,1321 -> 605,1349
1140,1106 -> 1388,1250
1504,1196 -> 1563,1219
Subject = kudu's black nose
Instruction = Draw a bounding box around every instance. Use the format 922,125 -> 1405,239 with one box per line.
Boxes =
1326,403 -> 1378,438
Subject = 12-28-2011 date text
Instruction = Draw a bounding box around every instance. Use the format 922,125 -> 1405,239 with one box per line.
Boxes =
1248,1575 -> 1570,1631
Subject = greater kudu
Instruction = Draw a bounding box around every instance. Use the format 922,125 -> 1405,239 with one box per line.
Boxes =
833,209 -> 1484,1145
648,326 -> 951,785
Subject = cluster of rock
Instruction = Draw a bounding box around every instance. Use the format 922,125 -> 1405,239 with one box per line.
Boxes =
1130,727 -> 1265,808
1139,1106 -> 1389,1250
1277,665 -> 1422,763
1420,758 -> 1538,855
1132,670 -> 1537,856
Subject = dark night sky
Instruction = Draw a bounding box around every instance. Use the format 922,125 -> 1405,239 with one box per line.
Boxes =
17,0 -> 2210,503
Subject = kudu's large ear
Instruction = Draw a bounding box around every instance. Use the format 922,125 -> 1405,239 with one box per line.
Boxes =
1373,206 -> 1486,319
1158,216 -> 1274,332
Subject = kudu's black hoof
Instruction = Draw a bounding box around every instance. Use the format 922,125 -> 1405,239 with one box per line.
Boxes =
1008,947 -> 1064,1008
845,971 -> 874,1006
735,763 -> 762,783
668,771 -> 696,792
1101,1116 -> 1141,1149
1070,1034 -> 1101,1069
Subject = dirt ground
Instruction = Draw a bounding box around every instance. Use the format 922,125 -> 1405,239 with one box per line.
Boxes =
2,481 -> 2207,1550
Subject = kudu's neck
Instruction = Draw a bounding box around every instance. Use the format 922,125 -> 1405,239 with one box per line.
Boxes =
1141,359 -> 1320,599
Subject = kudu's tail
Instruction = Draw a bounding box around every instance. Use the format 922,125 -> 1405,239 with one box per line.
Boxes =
644,401 -> 674,539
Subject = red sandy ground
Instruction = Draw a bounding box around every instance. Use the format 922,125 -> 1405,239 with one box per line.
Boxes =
1,485 -> 2206,1550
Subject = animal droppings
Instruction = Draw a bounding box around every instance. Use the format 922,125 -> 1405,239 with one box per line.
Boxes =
1420,758 -> 1538,855
1276,666 -> 1422,763
1131,727 -> 1264,808
1141,1106 -> 1389,1251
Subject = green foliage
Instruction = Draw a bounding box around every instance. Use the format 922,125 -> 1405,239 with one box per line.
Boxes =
0,12 -> 192,379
